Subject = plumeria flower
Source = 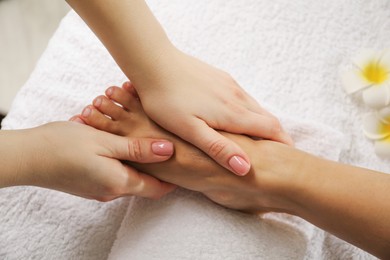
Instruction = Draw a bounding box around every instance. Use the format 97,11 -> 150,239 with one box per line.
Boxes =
342,49 -> 390,109
362,107 -> 390,156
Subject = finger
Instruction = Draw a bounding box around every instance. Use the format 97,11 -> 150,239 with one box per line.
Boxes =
99,133 -> 174,163
179,119 -> 251,176
240,97 -> 294,145
223,111 -> 294,145
123,165 -> 177,199
224,111 -> 280,136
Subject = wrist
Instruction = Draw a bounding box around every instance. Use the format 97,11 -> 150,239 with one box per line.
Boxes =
128,42 -> 179,92
275,149 -> 332,216
250,142 -> 319,214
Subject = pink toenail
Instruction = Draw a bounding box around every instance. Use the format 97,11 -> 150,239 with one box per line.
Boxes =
72,117 -> 85,124
94,97 -> 102,107
82,107 -> 92,117
106,87 -> 114,96
123,82 -> 131,89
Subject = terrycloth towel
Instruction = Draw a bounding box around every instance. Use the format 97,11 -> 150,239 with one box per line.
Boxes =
2,0 -> 389,259
107,120 -> 344,260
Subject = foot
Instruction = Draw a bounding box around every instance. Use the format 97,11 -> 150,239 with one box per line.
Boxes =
72,82 -> 215,189
71,82 -> 292,213
73,82 -> 168,140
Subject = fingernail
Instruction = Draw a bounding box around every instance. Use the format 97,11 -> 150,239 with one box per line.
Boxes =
229,156 -> 250,176
82,107 -> 91,117
152,141 -> 174,156
94,97 -> 102,107
106,87 -> 114,96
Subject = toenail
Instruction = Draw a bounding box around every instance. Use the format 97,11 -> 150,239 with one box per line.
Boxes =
106,87 -> 114,96
123,81 -> 131,89
82,107 -> 92,117
72,117 -> 85,124
94,97 -> 102,107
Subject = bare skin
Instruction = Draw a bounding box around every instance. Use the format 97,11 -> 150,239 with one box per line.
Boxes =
66,0 -> 293,176
73,82 -> 390,258
73,82 -> 292,213
0,122 -> 176,201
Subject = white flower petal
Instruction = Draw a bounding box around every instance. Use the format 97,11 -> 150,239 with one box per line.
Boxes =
362,113 -> 390,140
378,106 -> 390,124
374,138 -> 390,157
378,49 -> 390,73
341,68 -> 371,94
362,84 -> 390,109
351,49 -> 381,70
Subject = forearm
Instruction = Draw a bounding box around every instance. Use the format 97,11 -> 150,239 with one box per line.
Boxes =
289,154 -> 390,258
66,0 -> 174,87
128,121 -> 390,257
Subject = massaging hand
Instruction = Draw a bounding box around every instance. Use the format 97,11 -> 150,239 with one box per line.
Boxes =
67,0 -> 293,176
135,49 -> 294,176
0,122 -> 175,201
132,131 -> 296,214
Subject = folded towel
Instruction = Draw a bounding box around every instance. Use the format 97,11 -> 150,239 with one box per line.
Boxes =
108,117 -> 347,260
2,0 -> 389,258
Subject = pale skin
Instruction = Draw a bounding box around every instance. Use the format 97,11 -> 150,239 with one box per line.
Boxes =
0,122 -> 177,200
72,82 -> 390,259
65,0 -> 293,176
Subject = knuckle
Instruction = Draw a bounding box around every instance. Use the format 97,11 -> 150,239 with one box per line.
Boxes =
101,179 -> 129,199
207,139 -> 228,159
128,139 -> 144,162
131,178 -> 149,196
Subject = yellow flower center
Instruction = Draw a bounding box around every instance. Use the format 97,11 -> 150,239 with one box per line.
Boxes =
362,62 -> 388,84
379,119 -> 390,136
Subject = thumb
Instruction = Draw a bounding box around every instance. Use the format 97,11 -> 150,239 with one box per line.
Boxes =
101,134 -> 174,163
182,120 -> 251,176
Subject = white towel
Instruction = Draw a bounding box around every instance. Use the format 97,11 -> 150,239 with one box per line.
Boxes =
108,118 -> 347,260
2,0 -> 389,258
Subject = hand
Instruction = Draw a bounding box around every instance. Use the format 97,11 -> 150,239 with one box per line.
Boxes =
19,122 -> 176,201
129,130 -> 300,214
67,0 -> 292,176
133,49 -> 293,176
201,139 -> 303,214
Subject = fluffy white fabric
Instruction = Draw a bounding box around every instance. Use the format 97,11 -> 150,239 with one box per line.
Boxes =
2,0 -> 389,259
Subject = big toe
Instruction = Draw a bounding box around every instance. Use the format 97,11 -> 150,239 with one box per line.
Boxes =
106,84 -> 141,112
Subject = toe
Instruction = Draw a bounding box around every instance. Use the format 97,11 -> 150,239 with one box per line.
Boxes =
69,115 -> 86,124
122,81 -> 139,99
80,105 -> 118,133
106,85 -> 140,111
93,95 -> 124,121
